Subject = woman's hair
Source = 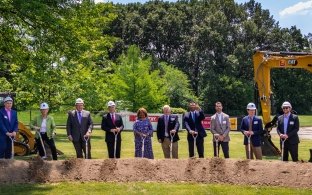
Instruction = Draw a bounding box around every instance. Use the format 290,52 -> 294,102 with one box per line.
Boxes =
137,107 -> 148,118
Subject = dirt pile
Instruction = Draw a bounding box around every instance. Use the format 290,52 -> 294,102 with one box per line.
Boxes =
1,158 -> 312,187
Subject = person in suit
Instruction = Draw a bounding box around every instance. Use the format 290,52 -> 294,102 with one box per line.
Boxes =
30,102 -> 57,160
210,102 -> 230,158
66,98 -> 93,159
156,105 -> 180,159
0,96 -> 18,159
277,101 -> 300,162
101,101 -> 124,158
240,102 -> 263,160
184,101 -> 206,158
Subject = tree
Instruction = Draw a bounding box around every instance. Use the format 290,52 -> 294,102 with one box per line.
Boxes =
109,45 -> 166,112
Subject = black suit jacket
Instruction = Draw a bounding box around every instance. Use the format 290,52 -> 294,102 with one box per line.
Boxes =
156,114 -> 180,142
101,113 -> 124,142
184,110 -> 206,140
277,114 -> 300,144
66,110 -> 93,142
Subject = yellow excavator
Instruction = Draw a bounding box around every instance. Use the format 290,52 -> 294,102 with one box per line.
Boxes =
253,51 -> 312,156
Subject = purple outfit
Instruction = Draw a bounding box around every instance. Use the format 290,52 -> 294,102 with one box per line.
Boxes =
133,118 -> 154,159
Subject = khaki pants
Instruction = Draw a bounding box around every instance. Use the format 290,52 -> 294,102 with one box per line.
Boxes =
161,138 -> 178,159
245,144 -> 262,160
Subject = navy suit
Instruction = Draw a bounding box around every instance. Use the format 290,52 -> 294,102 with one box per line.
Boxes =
184,110 -> 206,157
240,116 -> 263,147
0,108 -> 18,158
101,113 -> 124,158
277,114 -> 299,161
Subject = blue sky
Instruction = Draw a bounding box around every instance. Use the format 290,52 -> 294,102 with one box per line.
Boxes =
95,0 -> 312,35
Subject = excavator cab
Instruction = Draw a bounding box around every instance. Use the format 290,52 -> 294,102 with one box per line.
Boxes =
253,51 -> 312,157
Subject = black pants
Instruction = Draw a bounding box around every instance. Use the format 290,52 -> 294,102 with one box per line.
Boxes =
188,137 -> 204,158
213,141 -> 229,158
106,138 -> 121,158
281,140 -> 298,162
36,133 -> 57,160
73,136 -> 91,159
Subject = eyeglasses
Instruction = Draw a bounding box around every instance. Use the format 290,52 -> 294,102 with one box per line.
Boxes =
282,107 -> 290,110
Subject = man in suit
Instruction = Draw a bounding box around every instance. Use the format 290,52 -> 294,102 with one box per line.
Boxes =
240,102 -> 264,160
184,101 -> 206,158
0,96 -> 18,159
66,98 -> 93,159
210,102 -> 230,158
277,101 -> 300,162
101,101 -> 124,158
157,105 -> 180,159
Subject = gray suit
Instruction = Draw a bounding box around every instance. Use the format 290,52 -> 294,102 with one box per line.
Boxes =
66,110 -> 93,158
210,112 -> 230,158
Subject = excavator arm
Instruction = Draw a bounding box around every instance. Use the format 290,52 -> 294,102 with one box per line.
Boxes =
253,51 -> 312,156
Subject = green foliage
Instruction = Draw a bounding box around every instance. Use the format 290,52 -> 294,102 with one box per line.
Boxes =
109,45 -> 167,112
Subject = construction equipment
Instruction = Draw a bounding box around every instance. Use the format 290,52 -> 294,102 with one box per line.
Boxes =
253,51 -> 312,156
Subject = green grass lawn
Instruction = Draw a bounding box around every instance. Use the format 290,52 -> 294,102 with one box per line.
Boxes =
17,111 -> 312,127
15,128 -> 311,161
1,182 -> 312,195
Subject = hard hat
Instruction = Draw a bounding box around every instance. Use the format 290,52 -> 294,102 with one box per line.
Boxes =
3,96 -> 13,103
40,102 -> 49,109
246,103 -> 257,110
281,101 -> 292,108
75,98 -> 84,105
107,100 -> 116,107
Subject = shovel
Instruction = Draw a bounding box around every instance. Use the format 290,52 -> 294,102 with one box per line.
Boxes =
37,131 -> 47,159
141,135 -> 146,158
214,134 -> 220,157
192,131 -> 198,158
281,138 -> 287,161
170,132 -> 175,158
9,136 -> 15,159
247,133 -> 252,159
113,131 -> 119,159
84,136 -> 90,159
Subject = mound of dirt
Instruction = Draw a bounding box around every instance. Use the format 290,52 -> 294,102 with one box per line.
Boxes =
1,158 -> 312,188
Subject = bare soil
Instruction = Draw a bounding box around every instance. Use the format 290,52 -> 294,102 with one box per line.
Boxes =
0,158 -> 312,188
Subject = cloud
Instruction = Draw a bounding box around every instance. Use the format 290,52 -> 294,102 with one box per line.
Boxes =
279,0 -> 312,16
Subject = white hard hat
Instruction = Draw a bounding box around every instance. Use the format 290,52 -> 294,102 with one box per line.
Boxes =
107,100 -> 115,107
75,98 -> 84,105
281,101 -> 292,108
40,102 -> 49,109
4,96 -> 13,103
246,103 -> 257,110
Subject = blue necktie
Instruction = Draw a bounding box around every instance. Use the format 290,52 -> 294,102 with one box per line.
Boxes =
192,112 -> 195,122
78,112 -> 82,124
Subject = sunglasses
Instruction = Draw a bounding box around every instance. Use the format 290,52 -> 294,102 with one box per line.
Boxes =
282,107 -> 290,110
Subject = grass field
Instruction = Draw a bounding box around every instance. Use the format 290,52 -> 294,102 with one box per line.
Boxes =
1,182 -> 312,195
17,111 -> 312,127
14,127 -> 312,161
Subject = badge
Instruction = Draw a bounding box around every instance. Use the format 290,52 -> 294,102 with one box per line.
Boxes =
170,118 -> 175,121
222,121 -> 226,124
289,121 -> 294,125
254,121 -> 258,124
4,116 -> 8,119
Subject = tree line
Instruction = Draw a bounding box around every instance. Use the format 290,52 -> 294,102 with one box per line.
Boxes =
1,0 -> 311,115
